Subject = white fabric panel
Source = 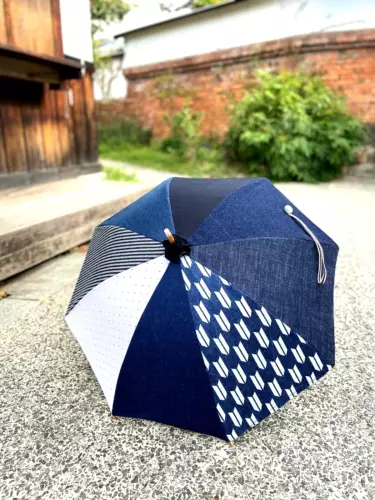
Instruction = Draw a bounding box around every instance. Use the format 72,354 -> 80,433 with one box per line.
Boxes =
65,256 -> 169,410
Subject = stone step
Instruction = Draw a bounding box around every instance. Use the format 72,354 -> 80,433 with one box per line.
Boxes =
0,172 -> 158,282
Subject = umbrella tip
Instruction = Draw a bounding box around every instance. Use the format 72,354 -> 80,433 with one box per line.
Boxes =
164,228 -> 175,244
228,441 -> 235,446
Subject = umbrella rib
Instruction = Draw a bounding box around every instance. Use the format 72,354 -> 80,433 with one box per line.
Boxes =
178,259 -> 235,442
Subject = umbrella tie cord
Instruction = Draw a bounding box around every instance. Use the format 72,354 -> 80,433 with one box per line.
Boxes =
284,206 -> 327,285
163,229 -> 191,264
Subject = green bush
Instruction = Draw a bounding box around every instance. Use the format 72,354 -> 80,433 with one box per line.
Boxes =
98,119 -> 152,147
224,70 -> 366,182
161,105 -> 203,162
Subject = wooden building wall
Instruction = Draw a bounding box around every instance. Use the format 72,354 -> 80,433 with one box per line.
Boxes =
0,73 -> 98,186
0,0 -> 98,187
0,0 -> 62,56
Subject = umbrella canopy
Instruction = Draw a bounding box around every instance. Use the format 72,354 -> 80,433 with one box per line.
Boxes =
66,177 -> 338,442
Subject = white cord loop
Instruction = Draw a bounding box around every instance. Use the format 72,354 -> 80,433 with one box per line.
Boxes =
284,205 -> 327,285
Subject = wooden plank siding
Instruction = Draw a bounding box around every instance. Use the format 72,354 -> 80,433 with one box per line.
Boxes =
0,0 -> 63,58
70,78 -> 89,166
0,0 -> 98,186
50,0 -> 63,58
1,101 -> 28,173
56,88 -> 74,167
8,0 -> 55,57
0,74 -> 98,180
1,0 -> 13,44
0,0 -> 8,44
22,99 -> 46,171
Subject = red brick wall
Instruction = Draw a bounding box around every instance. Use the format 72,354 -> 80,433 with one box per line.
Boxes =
100,29 -> 375,140
96,99 -> 127,125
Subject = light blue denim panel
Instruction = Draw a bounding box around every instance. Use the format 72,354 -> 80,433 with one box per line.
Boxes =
189,178 -> 338,247
191,238 -> 338,366
101,178 -> 175,241
181,256 -> 332,441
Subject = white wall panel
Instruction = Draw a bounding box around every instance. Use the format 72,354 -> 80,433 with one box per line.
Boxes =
60,0 -> 93,63
123,0 -> 375,69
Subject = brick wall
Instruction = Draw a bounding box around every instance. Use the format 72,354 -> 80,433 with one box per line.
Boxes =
99,29 -> 375,141
96,99 -> 127,125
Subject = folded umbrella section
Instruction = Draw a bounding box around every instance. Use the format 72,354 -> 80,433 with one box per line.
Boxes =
65,177 -> 338,442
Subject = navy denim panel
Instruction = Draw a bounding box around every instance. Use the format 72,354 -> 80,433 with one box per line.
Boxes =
169,177 -> 252,238
191,238 -> 338,365
189,178 -> 338,247
101,178 -> 175,241
112,262 -> 226,440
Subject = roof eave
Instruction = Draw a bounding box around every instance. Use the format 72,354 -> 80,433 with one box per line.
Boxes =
115,0 -> 245,38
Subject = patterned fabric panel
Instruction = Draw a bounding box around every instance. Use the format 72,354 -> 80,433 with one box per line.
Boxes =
67,225 -> 164,314
180,256 -> 332,442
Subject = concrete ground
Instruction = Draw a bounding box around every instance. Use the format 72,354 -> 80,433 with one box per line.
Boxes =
0,179 -> 374,500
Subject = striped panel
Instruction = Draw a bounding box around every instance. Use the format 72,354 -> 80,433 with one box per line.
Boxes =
67,225 -> 164,314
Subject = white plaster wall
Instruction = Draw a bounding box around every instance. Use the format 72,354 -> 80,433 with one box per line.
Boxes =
123,0 -> 375,69
94,58 -> 128,101
60,0 -> 93,63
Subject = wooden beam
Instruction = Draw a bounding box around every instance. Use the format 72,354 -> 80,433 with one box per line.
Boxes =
64,85 -> 77,165
0,53 -> 62,83
0,43 -> 82,83
82,72 -> 98,163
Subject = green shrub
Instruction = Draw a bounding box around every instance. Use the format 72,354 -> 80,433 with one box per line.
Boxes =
161,105 -> 203,162
224,70 -> 366,182
99,119 -> 152,147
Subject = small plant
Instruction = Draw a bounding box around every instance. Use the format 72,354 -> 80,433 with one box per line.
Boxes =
192,0 -> 225,8
103,165 -> 137,182
224,70 -> 366,182
98,119 -> 152,147
161,105 -> 203,162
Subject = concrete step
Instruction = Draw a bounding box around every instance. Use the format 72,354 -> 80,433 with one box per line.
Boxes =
0,171 -> 166,282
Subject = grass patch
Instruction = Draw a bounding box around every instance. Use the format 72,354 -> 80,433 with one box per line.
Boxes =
103,165 -> 138,183
99,142 -> 249,178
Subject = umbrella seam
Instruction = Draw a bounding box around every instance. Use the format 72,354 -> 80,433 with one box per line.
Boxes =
190,236 -> 338,249
179,260 -> 230,441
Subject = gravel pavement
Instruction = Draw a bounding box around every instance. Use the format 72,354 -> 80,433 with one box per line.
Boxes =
0,179 -> 374,500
